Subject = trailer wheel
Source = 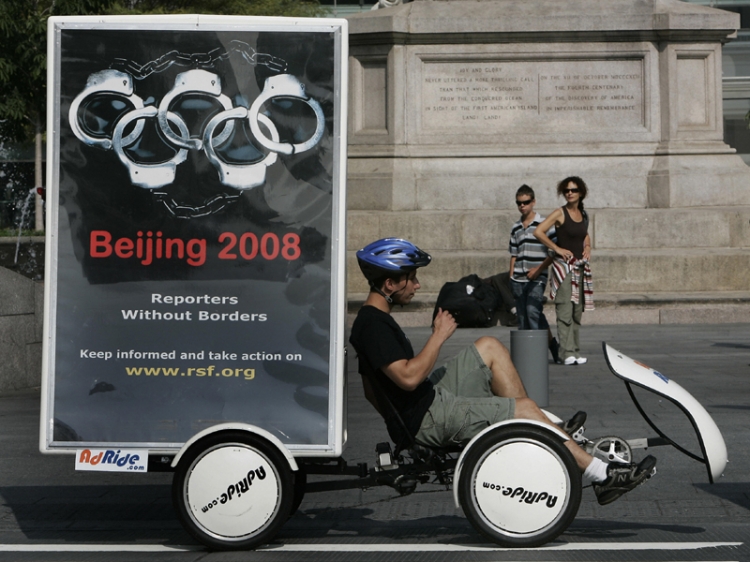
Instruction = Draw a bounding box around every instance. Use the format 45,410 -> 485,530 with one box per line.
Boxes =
458,425 -> 581,547
172,431 -> 293,550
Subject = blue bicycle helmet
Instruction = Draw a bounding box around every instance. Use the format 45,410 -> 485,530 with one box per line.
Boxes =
356,238 -> 431,284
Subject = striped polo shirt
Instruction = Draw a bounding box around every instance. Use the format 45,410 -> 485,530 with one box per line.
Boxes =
508,212 -> 556,283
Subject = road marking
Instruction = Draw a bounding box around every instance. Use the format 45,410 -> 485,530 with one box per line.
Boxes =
0,545 -> 198,552
0,542 -> 741,552
261,542 -> 742,552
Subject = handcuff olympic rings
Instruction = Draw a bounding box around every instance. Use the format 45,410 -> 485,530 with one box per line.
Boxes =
68,66 -> 326,199
248,74 -> 325,156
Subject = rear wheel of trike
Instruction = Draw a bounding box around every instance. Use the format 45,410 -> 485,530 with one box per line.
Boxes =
172,431 -> 294,550
458,424 -> 581,547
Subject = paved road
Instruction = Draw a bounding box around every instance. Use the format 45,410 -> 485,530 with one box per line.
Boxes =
0,323 -> 748,561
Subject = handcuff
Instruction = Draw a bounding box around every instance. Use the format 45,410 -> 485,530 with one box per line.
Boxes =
202,108 -> 279,190
157,69 -> 234,151
112,106 -> 190,190
248,74 -> 325,156
68,70 -> 145,150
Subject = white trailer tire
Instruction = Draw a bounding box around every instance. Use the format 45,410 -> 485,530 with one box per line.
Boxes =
172,431 -> 293,550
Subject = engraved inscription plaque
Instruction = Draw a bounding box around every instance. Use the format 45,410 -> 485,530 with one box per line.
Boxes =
420,59 -> 644,133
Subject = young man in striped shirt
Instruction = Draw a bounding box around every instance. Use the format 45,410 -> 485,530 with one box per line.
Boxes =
508,184 -> 561,363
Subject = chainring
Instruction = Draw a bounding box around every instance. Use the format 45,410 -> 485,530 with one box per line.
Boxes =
586,436 -> 633,464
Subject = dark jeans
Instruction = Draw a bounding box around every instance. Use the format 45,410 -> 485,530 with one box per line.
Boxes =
510,277 -> 550,331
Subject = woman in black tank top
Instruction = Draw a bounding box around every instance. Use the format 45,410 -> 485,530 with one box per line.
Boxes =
533,177 -> 592,366
557,206 -> 588,259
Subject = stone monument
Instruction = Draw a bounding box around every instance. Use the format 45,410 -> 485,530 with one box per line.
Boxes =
346,0 -> 750,325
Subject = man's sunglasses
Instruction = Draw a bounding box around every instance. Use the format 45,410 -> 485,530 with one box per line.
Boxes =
516,199 -> 533,206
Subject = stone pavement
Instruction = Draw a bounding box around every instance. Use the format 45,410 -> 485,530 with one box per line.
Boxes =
0,322 -> 747,553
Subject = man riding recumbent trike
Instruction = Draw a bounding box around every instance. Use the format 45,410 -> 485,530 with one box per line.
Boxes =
163,238 -> 727,550
163,329 -> 726,551
340,237 -> 726,548
153,238 -> 727,550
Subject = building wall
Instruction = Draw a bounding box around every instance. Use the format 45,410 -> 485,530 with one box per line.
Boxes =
691,0 -> 750,163
0,265 -> 43,392
346,0 -> 750,301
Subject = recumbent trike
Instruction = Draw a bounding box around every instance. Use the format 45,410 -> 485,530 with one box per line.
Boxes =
165,343 -> 727,550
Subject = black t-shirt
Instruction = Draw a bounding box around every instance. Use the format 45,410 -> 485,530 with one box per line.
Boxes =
349,306 -> 435,445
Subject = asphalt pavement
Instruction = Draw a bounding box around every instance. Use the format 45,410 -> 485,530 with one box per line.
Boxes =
0,322 -> 748,561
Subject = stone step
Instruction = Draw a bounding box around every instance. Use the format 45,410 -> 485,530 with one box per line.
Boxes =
346,247 -> 750,294
346,153 -> 750,211
346,291 -> 750,327
347,206 -> 750,253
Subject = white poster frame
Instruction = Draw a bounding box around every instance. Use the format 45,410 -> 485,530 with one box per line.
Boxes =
41,15 -> 348,458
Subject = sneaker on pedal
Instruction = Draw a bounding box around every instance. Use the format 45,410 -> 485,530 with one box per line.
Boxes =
594,455 -> 657,506
559,410 -> 586,436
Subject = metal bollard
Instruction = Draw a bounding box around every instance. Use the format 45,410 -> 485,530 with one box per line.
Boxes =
510,329 -> 549,407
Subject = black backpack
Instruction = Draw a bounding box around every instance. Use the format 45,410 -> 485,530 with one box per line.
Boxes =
432,274 -> 501,328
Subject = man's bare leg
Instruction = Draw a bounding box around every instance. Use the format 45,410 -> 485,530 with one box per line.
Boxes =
474,336 -> 594,471
514,396 -> 594,471
474,336 -> 528,399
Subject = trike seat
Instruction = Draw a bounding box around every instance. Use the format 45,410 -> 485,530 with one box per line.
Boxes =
360,372 -> 462,460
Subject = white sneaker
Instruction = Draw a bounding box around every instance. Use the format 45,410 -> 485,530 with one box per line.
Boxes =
576,357 -> 588,365
564,356 -> 577,365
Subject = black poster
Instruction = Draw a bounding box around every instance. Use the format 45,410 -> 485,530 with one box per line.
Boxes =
45,19 -> 347,450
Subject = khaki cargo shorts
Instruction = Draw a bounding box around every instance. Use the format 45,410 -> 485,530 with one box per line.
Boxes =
414,344 -> 515,448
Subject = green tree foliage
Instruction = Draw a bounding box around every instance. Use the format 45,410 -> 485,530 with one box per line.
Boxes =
0,1 -> 122,229
0,1 -> 123,140
0,0 -> 324,146
112,0 -> 324,17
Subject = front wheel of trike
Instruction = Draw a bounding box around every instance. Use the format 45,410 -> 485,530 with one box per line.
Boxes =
457,424 -> 582,548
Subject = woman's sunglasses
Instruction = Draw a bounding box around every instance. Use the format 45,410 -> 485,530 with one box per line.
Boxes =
563,188 -> 580,194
